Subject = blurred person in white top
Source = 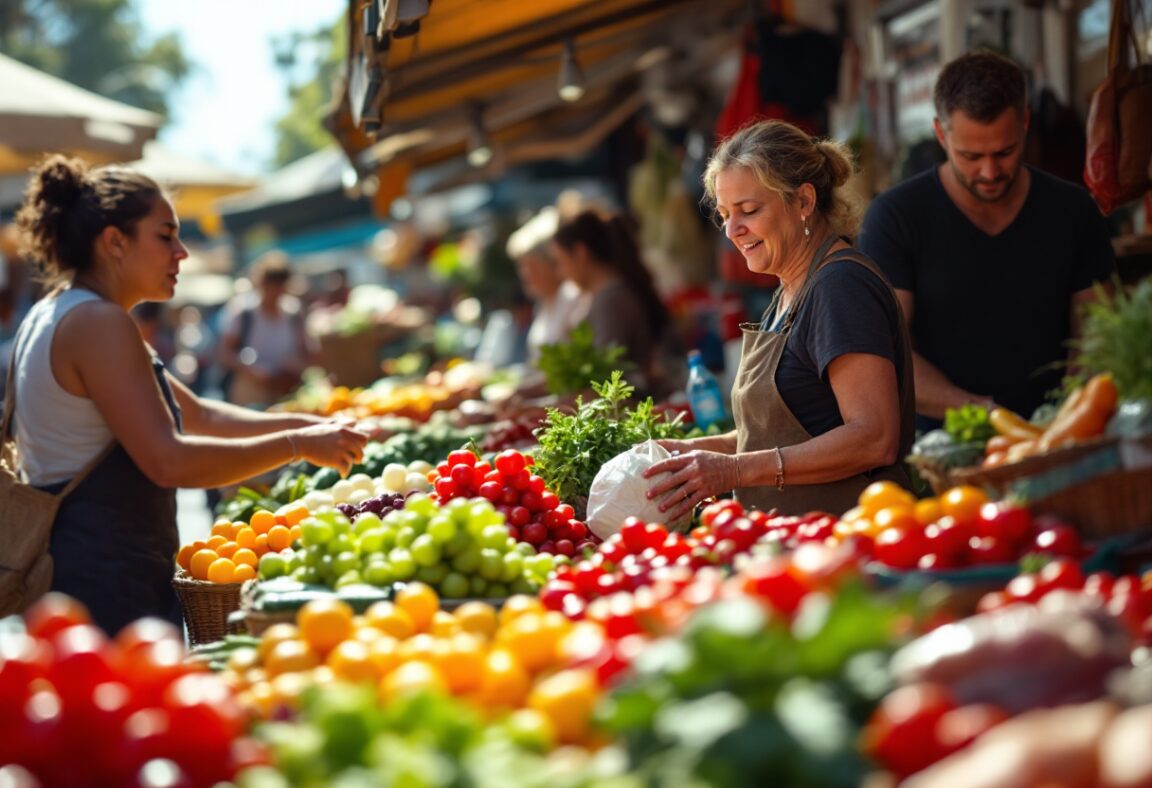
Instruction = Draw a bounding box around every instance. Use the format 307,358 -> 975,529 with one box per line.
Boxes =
507,207 -> 586,365
217,251 -> 316,408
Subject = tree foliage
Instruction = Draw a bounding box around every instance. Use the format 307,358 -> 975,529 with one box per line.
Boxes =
0,0 -> 191,119
270,15 -> 345,168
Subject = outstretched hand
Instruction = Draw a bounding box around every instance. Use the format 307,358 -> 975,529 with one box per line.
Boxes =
642,449 -> 741,524
293,421 -> 369,476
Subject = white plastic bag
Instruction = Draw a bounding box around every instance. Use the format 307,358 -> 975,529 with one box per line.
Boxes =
586,440 -> 690,539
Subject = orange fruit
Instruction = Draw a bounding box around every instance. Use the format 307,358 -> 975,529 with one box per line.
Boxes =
264,639 -> 320,677
434,634 -> 487,694
189,549 -> 219,580
253,533 -> 269,555
496,612 -> 564,673
873,506 -> 920,533
940,486 -> 989,523
429,610 -> 460,638
268,671 -> 310,712
527,668 -> 599,744
233,564 -> 257,583
176,544 -> 196,571
249,510 -> 277,535
380,661 -> 446,699
207,557 -> 237,584
454,601 -> 498,638
914,498 -> 944,526
858,481 -> 916,517
499,595 -> 544,627
276,502 -> 309,527
206,534 -> 228,551
235,527 -> 257,550
288,524 -> 303,543
477,648 -> 531,708
395,582 -> 439,632
367,635 -> 402,675
326,640 -> 379,684
233,548 -> 259,569
216,541 -> 239,559
258,622 -> 302,662
397,633 -> 440,664
210,521 -> 234,539
267,525 -> 292,552
364,602 -> 416,640
297,598 -> 355,654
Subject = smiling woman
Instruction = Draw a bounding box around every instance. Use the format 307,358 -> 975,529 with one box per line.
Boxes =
642,120 -> 917,518
8,154 -> 368,634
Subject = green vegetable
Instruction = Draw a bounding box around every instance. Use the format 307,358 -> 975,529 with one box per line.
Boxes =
599,585 -> 912,787
909,429 -> 985,470
943,404 -> 995,445
533,372 -> 687,508
536,323 -> 631,396
1073,277 -> 1152,401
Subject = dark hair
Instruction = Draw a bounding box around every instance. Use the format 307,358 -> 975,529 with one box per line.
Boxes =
702,119 -> 861,237
16,154 -> 163,286
251,250 -> 292,284
934,51 -> 1026,127
553,209 -> 668,336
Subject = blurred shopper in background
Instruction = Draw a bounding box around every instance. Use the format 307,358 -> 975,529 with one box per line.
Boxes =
9,155 -> 367,633
508,206 -> 586,364
217,250 -> 316,409
551,208 -> 671,396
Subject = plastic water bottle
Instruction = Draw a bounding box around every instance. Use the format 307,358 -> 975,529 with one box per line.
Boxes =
686,350 -> 726,429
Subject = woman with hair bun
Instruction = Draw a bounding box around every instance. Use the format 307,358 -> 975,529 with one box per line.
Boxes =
9,155 -> 367,634
643,120 -> 916,518
550,208 -> 670,395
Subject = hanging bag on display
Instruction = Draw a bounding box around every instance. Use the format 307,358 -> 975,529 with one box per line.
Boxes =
1084,0 -> 1152,214
0,328 -> 113,616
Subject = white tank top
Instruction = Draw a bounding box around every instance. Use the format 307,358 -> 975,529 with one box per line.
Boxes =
13,289 -> 115,486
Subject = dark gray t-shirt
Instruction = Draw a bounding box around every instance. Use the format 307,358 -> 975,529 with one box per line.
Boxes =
765,258 -> 905,436
859,166 -> 1114,420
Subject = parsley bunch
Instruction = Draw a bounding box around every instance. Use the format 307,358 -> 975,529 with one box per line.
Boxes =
533,372 -> 687,509
536,322 -> 631,396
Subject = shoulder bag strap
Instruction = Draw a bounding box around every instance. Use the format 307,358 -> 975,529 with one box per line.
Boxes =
3,317 -> 116,499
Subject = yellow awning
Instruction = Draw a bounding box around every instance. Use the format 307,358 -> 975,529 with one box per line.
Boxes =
330,0 -> 748,211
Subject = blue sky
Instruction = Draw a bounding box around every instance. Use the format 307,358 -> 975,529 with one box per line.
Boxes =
138,0 -> 345,176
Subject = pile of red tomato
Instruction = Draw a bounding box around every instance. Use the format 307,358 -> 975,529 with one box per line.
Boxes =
0,595 -> 265,787
978,559 -> 1152,643
429,448 -> 599,556
538,501 -> 846,621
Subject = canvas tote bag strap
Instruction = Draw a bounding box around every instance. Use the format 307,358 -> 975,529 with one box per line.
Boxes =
2,320 -> 116,499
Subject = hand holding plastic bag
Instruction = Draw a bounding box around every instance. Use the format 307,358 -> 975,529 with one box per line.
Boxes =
586,440 -> 691,539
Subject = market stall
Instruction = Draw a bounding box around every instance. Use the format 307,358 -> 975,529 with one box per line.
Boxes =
3,266 -> 1151,784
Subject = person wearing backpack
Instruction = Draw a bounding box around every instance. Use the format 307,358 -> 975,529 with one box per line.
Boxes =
217,251 -> 315,409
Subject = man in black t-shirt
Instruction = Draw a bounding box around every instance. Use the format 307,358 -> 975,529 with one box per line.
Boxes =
860,52 -> 1114,428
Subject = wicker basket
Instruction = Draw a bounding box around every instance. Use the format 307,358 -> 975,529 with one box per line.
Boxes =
172,569 -> 244,646
950,435 -> 1152,539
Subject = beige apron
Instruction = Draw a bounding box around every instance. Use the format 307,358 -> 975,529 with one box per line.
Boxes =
731,235 -> 915,515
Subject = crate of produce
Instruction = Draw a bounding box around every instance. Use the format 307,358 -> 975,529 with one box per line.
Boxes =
952,434 -> 1152,539
172,569 -> 244,646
